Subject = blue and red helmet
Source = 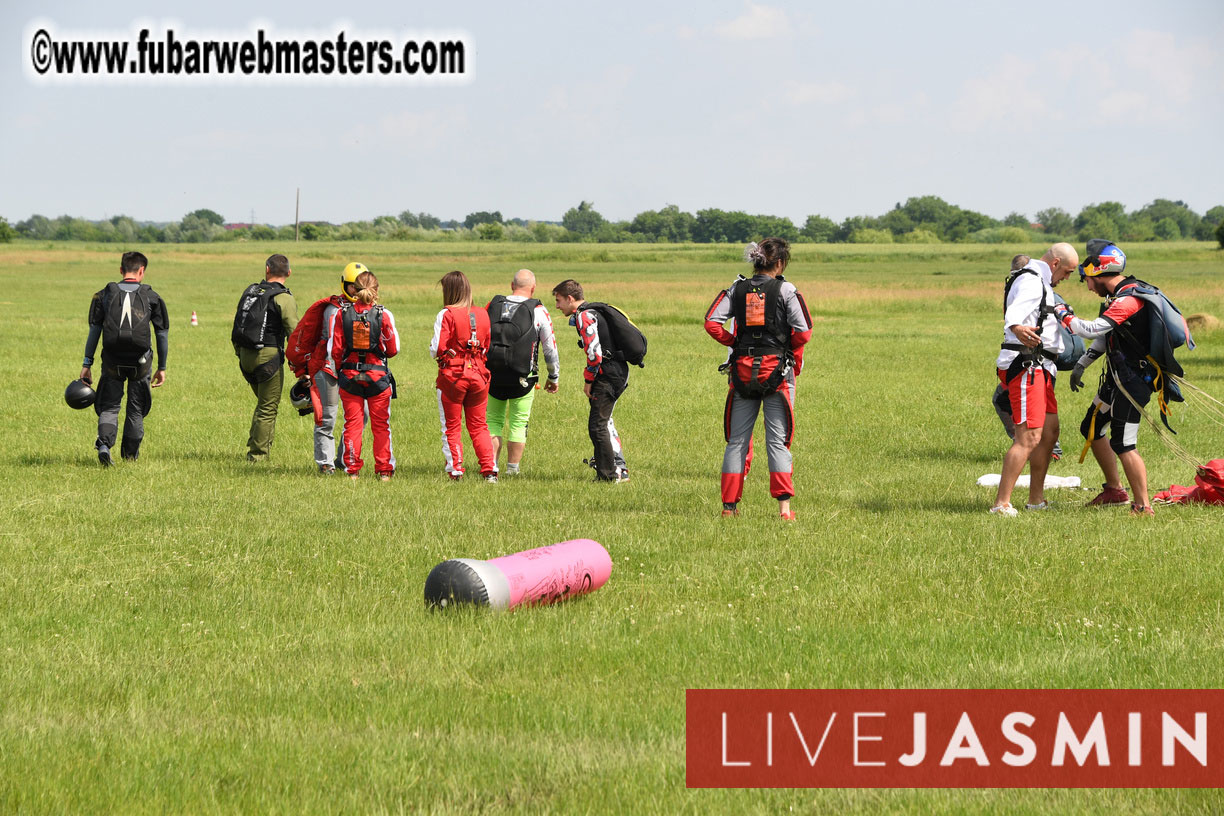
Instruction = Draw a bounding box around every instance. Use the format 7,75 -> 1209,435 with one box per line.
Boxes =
1079,240 -> 1126,281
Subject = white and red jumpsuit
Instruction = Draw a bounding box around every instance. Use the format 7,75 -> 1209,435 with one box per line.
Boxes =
326,303 -> 400,476
705,275 -> 812,503
430,306 -> 496,478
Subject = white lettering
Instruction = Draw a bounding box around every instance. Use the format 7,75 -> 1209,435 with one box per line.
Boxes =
1162,712 -> 1207,766
1052,712 -> 1110,766
1001,712 -> 1036,766
721,712 -> 750,766
767,712 -> 773,767
940,712 -> 990,766
1129,713 -> 1142,766
854,712 -> 885,767
790,712 -> 837,766
898,712 -> 926,767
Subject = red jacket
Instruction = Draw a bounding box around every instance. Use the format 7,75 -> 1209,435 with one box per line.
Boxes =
431,306 -> 491,385
327,302 -> 400,390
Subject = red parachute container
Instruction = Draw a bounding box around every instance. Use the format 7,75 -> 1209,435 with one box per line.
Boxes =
1154,459 -> 1224,506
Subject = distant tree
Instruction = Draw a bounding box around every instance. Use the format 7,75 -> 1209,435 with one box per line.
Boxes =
801,215 -> 837,243
562,201 -> 607,236
1002,212 -> 1029,229
878,207 -> 915,236
1035,207 -> 1073,235
530,221 -> 566,243
833,215 -> 883,243
16,214 -> 53,239
1217,218 -> 1224,249
1122,217 -> 1156,243
749,215 -> 799,242
300,223 -> 322,241
1074,202 -> 1127,236
1196,206 -> 1224,240
1077,213 -> 1120,243
693,209 -> 757,243
629,204 -> 695,242
0,217 -> 15,243
1133,199 -> 1198,240
475,222 -> 504,240
185,208 -> 225,226
463,211 -> 503,229
1154,217 -> 1182,241
250,225 -> 277,240
418,212 -> 441,230
398,210 -> 421,227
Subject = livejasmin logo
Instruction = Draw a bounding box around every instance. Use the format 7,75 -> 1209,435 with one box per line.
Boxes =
685,690 -> 1222,788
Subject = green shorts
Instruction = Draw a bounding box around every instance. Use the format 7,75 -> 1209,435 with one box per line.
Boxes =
486,389 -> 536,443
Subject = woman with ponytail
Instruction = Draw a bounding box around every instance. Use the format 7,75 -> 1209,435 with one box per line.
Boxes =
704,238 -> 813,520
326,269 -> 400,480
430,270 -> 497,482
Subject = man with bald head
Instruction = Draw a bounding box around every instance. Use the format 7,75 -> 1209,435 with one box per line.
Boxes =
484,269 -> 560,474
990,242 -> 1079,516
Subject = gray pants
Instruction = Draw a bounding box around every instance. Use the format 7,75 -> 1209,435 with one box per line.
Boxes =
721,379 -> 795,501
313,370 -> 341,469
95,356 -> 152,458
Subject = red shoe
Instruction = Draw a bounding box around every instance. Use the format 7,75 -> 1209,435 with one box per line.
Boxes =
1130,503 -> 1155,517
1086,484 -> 1129,507
780,510 -> 797,521
721,508 -> 739,517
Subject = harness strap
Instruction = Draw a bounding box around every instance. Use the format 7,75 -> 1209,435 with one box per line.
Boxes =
1001,342 -> 1059,362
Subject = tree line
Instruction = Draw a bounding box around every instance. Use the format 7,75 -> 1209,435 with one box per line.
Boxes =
3,197 -> 1223,246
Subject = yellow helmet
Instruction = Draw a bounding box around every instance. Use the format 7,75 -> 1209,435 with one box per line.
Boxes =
341,262 -> 369,301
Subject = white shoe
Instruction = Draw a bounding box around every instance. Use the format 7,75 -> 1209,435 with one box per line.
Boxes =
989,504 -> 1018,517
1024,501 -> 1051,511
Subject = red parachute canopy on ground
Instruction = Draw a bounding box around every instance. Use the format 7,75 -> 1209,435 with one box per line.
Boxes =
1154,459 -> 1224,505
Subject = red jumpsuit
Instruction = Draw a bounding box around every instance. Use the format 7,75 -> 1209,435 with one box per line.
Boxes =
327,303 -> 400,476
431,306 -> 496,478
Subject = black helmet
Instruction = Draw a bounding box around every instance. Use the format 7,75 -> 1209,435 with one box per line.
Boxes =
289,378 -> 313,416
65,378 -> 96,410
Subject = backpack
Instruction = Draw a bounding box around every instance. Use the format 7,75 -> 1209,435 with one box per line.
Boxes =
286,296 -> 336,376
337,302 -> 390,397
725,277 -> 791,398
101,282 -> 153,354
232,281 -> 289,350
1113,280 -> 1195,379
487,296 -> 540,378
578,302 -> 648,367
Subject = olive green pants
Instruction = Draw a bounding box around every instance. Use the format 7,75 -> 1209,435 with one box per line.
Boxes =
240,348 -> 284,461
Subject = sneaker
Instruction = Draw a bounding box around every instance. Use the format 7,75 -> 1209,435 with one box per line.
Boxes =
780,510 -> 797,521
505,464 -> 520,476
989,504 -> 1018,517
448,472 -> 464,482
617,468 -> 630,482
97,445 -> 113,467
1024,501 -> 1051,511
379,473 -> 392,482
319,465 -> 336,475
484,474 -> 498,483
1087,484 -> 1129,507
1130,503 -> 1155,517
583,457 -> 597,471
721,503 -> 739,517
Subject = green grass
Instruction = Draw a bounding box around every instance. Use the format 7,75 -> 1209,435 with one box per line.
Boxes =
1,240 -> 1223,813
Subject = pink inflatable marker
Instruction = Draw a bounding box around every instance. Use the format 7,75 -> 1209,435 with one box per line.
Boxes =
424,539 -> 612,610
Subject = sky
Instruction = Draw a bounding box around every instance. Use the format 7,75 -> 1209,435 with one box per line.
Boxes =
3,0 -> 1223,227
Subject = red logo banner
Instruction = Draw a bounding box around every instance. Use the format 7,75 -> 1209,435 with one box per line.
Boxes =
686,690 -> 1223,788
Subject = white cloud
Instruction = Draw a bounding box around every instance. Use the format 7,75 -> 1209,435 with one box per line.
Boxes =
713,3 -> 790,41
951,54 -> 1055,132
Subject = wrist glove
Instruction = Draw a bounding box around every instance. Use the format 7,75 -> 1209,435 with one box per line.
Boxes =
1069,363 -> 1086,393
1053,302 -> 1075,326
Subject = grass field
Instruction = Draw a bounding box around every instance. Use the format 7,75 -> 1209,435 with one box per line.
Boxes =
1,240 -> 1222,813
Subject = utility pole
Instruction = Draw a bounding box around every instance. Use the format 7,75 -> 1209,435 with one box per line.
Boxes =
295,188 -> 300,242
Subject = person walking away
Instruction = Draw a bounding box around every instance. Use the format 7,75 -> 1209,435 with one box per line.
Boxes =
80,251 -> 169,466
485,268 -> 560,475
431,270 -> 498,482
326,270 -> 400,480
232,253 -> 298,462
